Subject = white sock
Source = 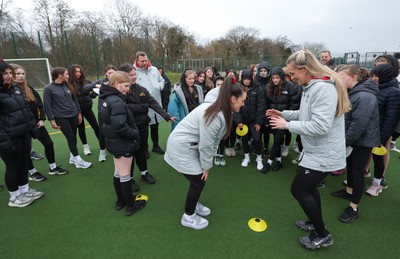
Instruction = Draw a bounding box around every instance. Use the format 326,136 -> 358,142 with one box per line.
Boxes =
140,170 -> 148,176
19,184 -> 29,193
28,168 -> 37,175
49,163 -> 56,170
256,155 -> 262,161
74,155 -> 82,161
83,144 -> 89,148
100,149 -> 106,154
276,157 -> 282,162
373,178 -> 381,186
244,153 -> 250,159
9,190 -> 21,200
267,159 -> 273,165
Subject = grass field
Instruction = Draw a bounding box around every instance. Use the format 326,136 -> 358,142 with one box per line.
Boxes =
1,98 -> 400,258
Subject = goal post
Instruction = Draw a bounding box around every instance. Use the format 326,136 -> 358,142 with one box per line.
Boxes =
4,58 -> 52,89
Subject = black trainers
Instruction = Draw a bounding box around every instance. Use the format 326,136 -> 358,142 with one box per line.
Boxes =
272,161 -> 283,171
29,172 -> 47,182
141,173 -> 156,184
380,177 -> 388,189
49,166 -> 68,175
125,200 -> 146,216
115,201 -> 126,211
152,146 -> 165,154
300,232 -> 333,250
261,163 -> 271,174
296,220 -> 315,231
339,206 -> 359,223
331,189 -> 352,200
131,180 -> 139,193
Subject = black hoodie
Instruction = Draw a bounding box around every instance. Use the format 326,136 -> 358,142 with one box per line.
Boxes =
99,84 -> 140,155
255,61 -> 272,89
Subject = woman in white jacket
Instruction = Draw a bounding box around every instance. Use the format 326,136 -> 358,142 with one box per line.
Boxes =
267,50 -> 350,250
164,77 -> 246,230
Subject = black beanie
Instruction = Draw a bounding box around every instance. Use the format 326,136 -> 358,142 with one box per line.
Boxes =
270,67 -> 285,81
371,64 -> 393,84
0,58 -> 13,86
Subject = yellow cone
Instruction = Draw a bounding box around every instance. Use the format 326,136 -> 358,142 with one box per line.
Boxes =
372,145 -> 387,156
236,124 -> 249,137
135,194 -> 149,202
248,217 -> 267,232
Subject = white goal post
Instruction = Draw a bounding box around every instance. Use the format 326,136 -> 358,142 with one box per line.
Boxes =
4,58 -> 52,89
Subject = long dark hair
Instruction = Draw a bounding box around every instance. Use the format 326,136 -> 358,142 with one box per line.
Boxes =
51,67 -> 76,96
68,64 -> 87,94
204,77 -> 245,137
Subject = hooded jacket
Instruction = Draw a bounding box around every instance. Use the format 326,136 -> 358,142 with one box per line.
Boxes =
282,78 -> 346,172
254,61 -> 272,89
345,78 -> 381,147
99,84 -> 140,155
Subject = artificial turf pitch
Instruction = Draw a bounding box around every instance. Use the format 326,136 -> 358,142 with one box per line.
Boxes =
1,120 -> 400,258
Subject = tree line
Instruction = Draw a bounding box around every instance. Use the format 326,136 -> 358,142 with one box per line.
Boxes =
0,0 -> 327,75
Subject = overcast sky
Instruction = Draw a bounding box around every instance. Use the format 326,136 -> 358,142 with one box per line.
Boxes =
12,0 -> 400,56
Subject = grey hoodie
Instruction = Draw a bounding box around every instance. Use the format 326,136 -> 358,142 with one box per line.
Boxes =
43,82 -> 80,120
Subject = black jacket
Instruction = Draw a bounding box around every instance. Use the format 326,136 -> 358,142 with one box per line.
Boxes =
28,85 -> 46,122
345,79 -> 381,147
254,61 -> 272,89
160,74 -> 172,110
265,80 -> 298,111
126,83 -> 171,131
0,84 -> 38,150
76,80 -> 93,111
234,85 -> 265,126
99,85 -> 140,155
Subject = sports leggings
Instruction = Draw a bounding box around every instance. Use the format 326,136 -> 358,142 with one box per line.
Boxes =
55,115 -> 79,156
183,173 -> 206,215
78,108 -> 100,145
28,126 -> 55,170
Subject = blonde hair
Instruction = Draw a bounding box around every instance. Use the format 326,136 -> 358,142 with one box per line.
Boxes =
286,50 -> 350,116
10,64 -> 36,102
108,71 -> 130,87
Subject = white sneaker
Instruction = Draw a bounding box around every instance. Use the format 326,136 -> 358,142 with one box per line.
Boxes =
74,157 -> 92,169
230,148 -> 236,157
293,142 -> 300,154
83,145 -> 91,155
281,145 -> 289,157
225,148 -> 231,157
99,150 -> 107,162
22,188 -> 44,200
366,182 -> 383,197
256,156 -> 263,170
219,156 -> 226,166
241,155 -> 250,167
181,213 -> 209,230
8,194 -> 34,208
69,156 -> 75,165
195,202 -> 211,216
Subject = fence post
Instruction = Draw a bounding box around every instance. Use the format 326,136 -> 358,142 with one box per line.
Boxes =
91,29 -> 100,79
64,31 -> 71,66
37,31 -> 45,58
11,32 -> 19,58
119,29 -> 124,64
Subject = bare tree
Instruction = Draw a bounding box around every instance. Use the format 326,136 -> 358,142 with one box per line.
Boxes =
298,41 -> 327,56
105,0 -> 143,37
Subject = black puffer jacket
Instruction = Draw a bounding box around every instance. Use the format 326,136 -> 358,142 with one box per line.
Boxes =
76,81 -> 93,111
0,84 -> 38,150
265,80 -> 298,111
254,61 -> 271,89
345,79 -> 381,147
234,69 -> 265,125
99,85 -> 140,155
126,83 -> 171,131
28,85 -> 46,122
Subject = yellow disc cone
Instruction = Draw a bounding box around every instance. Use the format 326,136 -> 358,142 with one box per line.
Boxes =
248,217 -> 267,232
372,145 -> 387,156
135,194 -> 149,202
236,124 -> 249,137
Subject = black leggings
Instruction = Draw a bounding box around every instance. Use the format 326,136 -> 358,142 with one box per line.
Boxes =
0,134 -> 31,191
225,126 -> 236,149
346,146 -> 372,204
55,115 -> 79,156
242,122 -> 262,155
131,128 -> 149,176
97,111 -> 106,150
28,126 -> 55,170
270,129 -> 286,160
150,122 -> 159,148
283,130 -> 291,146
263,126 -> 271,150
183,173 -> 206,215
291,166 -> 329,236
78,108 -> 100,145
372,153 -> 384,180
217,139 -> 225,156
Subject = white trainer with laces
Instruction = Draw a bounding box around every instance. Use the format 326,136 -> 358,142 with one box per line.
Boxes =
74,157 -> 92,169
241,156 -> 250,167
22,188 -> 44,200
83,144 -> 91,155
181,213 -> 209,230
195,202 -> 211,216
8,194 -> 34,208
281,145 -> 289,157
256,156 -> 263,170
99,149 -> 107,162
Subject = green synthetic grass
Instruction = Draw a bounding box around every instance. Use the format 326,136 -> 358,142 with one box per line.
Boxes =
1,103 -> 400,257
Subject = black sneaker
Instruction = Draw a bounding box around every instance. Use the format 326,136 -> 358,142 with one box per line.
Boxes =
125,200 -> 147,216
141,173 -> 156,184
152,146 -> 165,154
380,177 -> 388,189
49,166 -> 68,175
296,220 -> 315,231
272,161 -> 283,171
131,180 -> 139,193
261,163 -> 271,174
300,232 -> 333,250
115,201 -> 126,211
331,189 -> 352,200
29,172 -> 47,182
339,206 -> 359,223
